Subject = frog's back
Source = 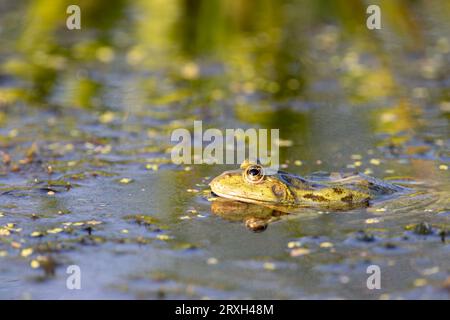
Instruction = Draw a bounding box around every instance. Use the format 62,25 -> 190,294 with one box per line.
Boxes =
305,171 -> 406,196
276,171 -> 406,209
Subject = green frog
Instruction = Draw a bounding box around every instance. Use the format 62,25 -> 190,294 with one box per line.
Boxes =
209,160 -> 406,211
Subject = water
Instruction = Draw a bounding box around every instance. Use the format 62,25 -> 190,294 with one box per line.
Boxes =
0,0 -> 449,299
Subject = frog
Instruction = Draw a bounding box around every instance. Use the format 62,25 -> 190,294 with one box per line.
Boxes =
209,160 -> 406,212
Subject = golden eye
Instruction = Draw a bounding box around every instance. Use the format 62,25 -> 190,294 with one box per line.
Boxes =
244,165 -> 265,183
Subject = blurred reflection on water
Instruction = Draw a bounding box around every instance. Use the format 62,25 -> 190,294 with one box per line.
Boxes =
0,0 -> 449,299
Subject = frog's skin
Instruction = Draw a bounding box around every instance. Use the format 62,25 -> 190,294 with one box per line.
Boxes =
209,160 -> 406,211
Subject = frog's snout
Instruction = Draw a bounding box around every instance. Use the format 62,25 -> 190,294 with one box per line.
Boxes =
209,173 -> 226,193
209,171 -> 238,197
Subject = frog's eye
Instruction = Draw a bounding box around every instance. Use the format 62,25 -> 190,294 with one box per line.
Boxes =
244,165 -> 265,184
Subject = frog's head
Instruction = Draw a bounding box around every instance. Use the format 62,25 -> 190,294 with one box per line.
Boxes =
209,160 -> 293,205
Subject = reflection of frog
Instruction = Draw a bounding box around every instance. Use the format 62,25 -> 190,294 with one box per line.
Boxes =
210,160 -> 405,211
210,197 -> 289,232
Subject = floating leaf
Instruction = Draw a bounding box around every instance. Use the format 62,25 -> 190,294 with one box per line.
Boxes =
0,228 -> 10,236
119,178 -> 133,184
47,228 -> 63,234
156,234 -> 171,241
21,248 -> 33,257
290,248 -> 311,257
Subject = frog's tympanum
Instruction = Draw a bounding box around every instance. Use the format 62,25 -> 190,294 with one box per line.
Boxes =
209,160 -> 406,231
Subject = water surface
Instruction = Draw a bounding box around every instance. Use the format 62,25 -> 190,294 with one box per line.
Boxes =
0,0 -> 449,299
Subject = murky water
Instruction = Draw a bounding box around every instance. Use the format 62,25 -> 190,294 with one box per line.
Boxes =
0,0 -> 449,299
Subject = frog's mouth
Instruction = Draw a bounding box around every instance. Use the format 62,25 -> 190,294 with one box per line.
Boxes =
210,189 -> 279,205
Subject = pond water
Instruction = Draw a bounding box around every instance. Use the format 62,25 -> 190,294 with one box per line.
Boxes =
0,0 -> 449,299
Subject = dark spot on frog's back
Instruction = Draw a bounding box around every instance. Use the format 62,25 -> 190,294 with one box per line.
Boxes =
332,187 -> 344,194
341,194 -> 353,204
303,193 -> 328,202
